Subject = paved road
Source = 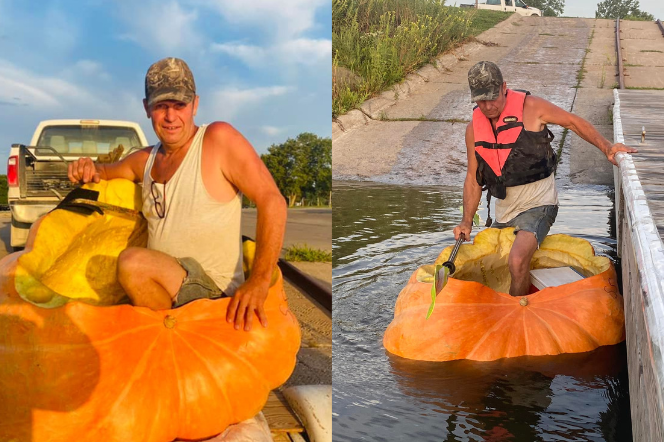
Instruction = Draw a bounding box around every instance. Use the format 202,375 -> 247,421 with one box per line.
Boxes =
242,208 -> 332,254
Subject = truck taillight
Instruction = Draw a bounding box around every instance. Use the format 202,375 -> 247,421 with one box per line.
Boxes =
7,156 -> 18,186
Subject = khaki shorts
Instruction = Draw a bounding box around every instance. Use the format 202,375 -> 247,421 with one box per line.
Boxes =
173,257 -> 228,308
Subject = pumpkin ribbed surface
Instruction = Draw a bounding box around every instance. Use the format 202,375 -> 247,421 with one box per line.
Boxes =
383,228 -> 625,362
0,179 -> 301,442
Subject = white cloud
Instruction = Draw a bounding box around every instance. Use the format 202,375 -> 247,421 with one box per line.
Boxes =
211,38 -> 331,68
280,38 -> 331,65
210,42 -> 266,66
0,60 -> 100,108
205,85 -> 294,120
70,60 -> 112,81
197,0 -> 327,39
261,125 -> 285,136
116,1 -> 200,54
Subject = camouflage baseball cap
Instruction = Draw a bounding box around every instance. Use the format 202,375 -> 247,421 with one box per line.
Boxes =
144,57 -> 196,107
468,61 -> 504,102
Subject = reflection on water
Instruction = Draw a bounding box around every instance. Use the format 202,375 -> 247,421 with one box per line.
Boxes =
332,181 -> 631,442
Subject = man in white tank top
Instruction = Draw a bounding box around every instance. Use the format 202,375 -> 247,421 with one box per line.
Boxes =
67,57 -> 287,331
453,61 -> 637,297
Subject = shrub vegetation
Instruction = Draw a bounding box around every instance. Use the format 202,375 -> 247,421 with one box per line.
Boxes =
332,0 -> 510,117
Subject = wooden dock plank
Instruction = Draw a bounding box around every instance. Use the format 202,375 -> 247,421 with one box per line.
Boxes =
262,390 -> 304,433
618,89 -> 664,242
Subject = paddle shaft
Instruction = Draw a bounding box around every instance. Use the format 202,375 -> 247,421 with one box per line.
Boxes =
442,233 -> 465,275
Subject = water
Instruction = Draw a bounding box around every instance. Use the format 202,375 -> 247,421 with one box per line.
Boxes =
332,181 -> 632,441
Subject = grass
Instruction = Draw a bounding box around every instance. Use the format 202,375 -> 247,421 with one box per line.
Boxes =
573,28 -> 593,87
285,244 -> 332,262
626,86 -> 664,90
539,33 -> 554,36
556,128 -> 568,169
378,114 -> 470,122
640,50 -> 663,53
332,0 -> 511,117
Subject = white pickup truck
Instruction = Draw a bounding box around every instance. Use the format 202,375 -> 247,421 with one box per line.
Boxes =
463,0 -> 542,16
6,119 -> 149,249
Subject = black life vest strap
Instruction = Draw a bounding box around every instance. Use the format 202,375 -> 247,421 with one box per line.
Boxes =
485,192 -> 493,227
475,141 -> 517,150
495,121 -> 524,134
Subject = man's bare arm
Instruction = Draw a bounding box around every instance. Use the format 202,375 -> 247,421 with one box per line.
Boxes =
68,148 -> 151,184
527,95 -> 637,165
211,123 -> 287,331
454,123 -> 483,241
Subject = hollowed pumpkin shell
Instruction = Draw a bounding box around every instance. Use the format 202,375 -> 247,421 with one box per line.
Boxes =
0,179 -> 301,442
383,228 -> 625,362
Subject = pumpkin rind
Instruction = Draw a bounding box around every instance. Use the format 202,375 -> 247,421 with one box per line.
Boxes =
383,229 -> 625,362
0,179 -> 301,442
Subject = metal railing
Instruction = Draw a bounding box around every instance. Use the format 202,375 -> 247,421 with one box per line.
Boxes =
616,18 -> 625,90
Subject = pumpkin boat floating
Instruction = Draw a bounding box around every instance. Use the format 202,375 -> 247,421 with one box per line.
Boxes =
383,228 -> 625,362
0,179 -> 301,442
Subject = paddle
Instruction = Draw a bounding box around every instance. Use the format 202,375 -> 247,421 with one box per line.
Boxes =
426,233 -> 464,319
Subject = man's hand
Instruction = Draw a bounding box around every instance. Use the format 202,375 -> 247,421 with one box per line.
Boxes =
453,221 -> 472,242
226,278 -> 270,331
605,143 -> 638,166
68,157 -> 101,183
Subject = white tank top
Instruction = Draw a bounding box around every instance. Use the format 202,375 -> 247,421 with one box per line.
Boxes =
142,124 -> 244,295
495,174 -> 559,223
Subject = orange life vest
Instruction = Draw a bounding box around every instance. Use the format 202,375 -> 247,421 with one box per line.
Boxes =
472,89 -> 556,200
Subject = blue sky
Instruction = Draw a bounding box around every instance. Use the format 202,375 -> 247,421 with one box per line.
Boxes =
0,0 -> 331,165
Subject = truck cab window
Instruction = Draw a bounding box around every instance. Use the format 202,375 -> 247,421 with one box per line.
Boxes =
486,0 -> 501,5
516,0 -> 527,7
505,0 -> 513,6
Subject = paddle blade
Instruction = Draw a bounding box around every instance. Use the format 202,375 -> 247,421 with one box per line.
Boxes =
427,264 -> 449,319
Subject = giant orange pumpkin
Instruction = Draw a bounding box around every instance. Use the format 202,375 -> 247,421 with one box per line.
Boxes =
383,228 -> 625,362
0,179 -> 301,442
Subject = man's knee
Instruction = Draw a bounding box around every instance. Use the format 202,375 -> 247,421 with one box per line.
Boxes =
117,247 -> 146,278
509,253 -> 530,275
509,231 -> 538,274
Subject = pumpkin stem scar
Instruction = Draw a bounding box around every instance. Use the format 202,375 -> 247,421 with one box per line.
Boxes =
519,297 -> 529,306
163,315 -> 177,329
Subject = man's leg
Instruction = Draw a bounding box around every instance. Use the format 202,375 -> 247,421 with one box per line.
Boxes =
117,247 -> 186,310
508,230 -> 538,297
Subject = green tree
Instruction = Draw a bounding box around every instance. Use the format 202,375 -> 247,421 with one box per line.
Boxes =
261,133 -> 332,207
525,0 -> 565,17
595,0 -> 654,20
0,175 -> 7,206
